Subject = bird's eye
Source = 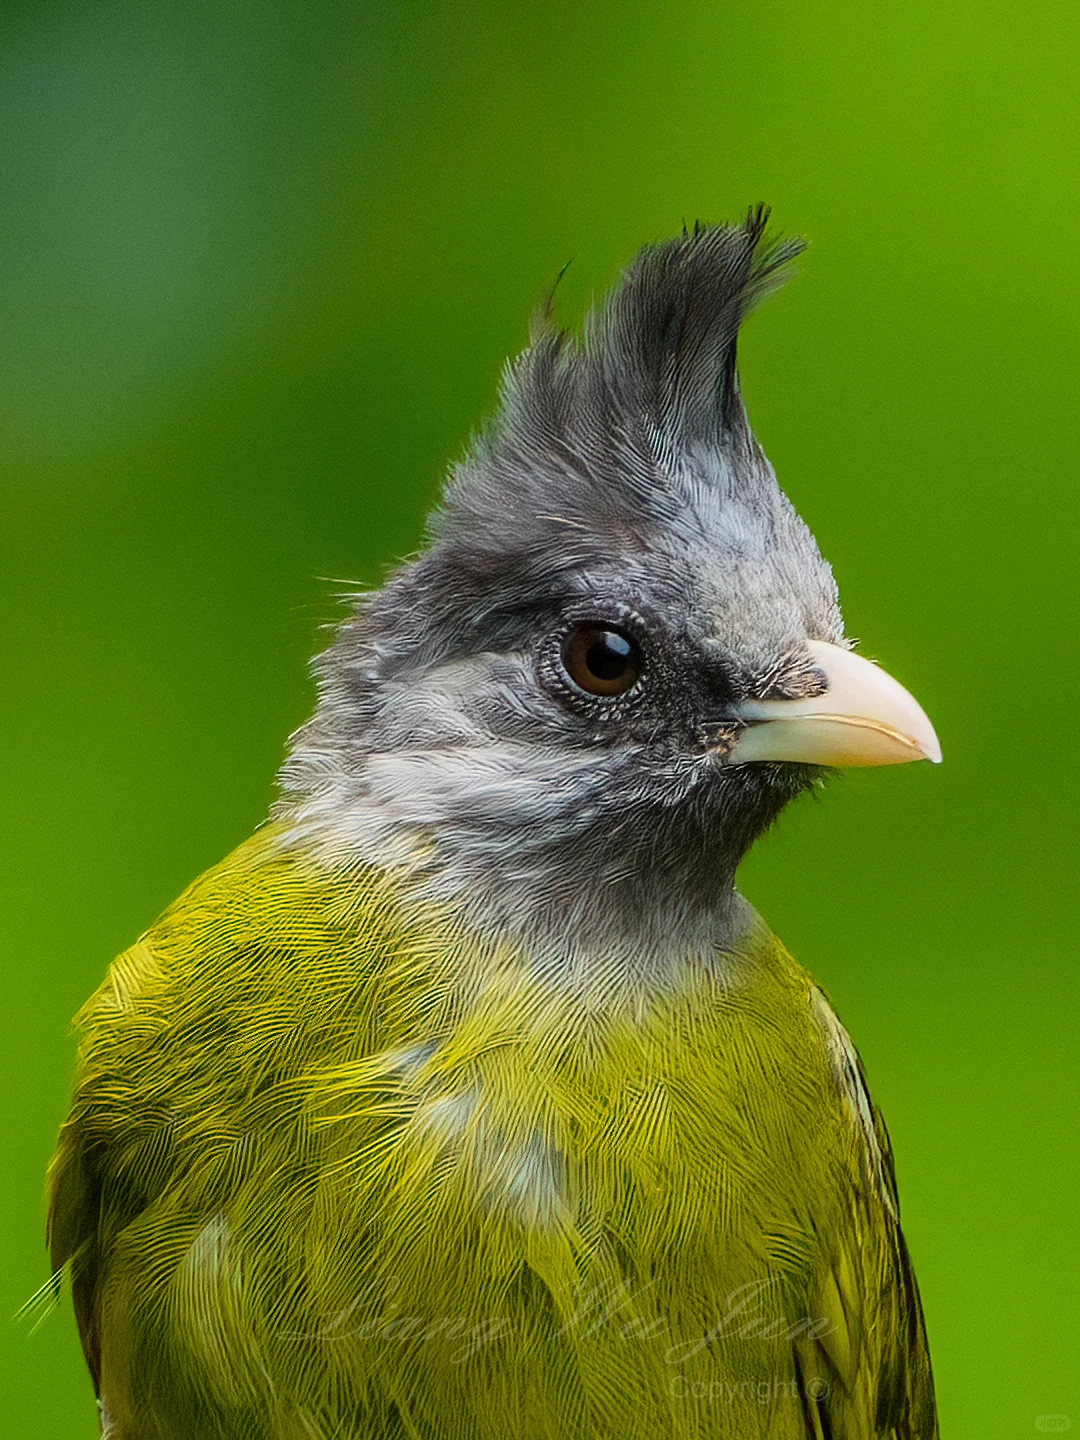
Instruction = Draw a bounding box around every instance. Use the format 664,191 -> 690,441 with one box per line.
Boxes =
561,625 -> 642,697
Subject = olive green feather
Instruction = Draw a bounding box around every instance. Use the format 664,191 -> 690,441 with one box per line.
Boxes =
50,825 -> 935,1439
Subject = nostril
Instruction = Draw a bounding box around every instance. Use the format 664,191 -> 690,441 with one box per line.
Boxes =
752,657 -> 831,703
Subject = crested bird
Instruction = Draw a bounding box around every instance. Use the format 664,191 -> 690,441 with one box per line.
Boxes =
49,208 -> 940,1439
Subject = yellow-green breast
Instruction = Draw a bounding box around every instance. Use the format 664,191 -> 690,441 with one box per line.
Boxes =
50,825 -> 933,1439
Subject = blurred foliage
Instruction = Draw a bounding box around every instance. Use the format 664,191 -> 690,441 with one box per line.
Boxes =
2,1 -> 1077,1435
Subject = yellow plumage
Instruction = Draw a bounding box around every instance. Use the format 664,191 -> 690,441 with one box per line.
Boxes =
50,824 -> 934,1438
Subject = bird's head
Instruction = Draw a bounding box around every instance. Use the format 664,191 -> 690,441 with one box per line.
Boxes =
281,211 -> 939,973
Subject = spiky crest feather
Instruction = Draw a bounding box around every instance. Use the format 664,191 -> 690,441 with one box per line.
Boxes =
434,207 -> 804,550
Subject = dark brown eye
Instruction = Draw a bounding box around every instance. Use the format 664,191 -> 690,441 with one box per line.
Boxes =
561,625 -> 641,697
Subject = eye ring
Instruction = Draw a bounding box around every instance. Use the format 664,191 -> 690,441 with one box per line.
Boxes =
561,624 -> 642,698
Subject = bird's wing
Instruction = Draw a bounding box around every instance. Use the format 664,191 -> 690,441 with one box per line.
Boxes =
48,1116 -> 100,1389
794,989 -> 938,1439
48,937 -> 165,1399
48,933 -> 169,1393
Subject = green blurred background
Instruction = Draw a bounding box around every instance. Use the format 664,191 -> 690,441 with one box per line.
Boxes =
2,0 -> 1077,1434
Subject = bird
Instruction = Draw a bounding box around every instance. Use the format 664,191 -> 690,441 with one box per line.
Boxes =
49,208 -> 941,1440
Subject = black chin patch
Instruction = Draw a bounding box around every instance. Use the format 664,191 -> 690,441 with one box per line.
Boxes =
709,758 -> 825,857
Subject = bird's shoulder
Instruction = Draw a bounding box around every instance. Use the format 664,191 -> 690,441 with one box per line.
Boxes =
47,825 -> 398,1360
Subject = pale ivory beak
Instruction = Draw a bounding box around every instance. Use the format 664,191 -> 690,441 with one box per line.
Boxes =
726,640 -> 942,767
